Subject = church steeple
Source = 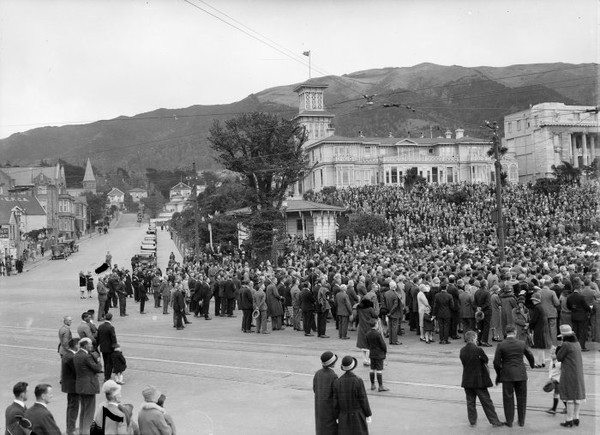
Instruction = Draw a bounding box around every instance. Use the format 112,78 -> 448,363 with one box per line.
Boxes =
294,83 -> 335,145
82,158 -> 96,194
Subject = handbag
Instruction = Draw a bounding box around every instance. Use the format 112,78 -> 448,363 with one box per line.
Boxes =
90,421 -> 104,435
543,379 -> 555,393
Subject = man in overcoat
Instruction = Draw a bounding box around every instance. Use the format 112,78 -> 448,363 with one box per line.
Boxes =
384,281 -> 403,345
433,285 -> 454,344
239,282 -> 254,333
313,351 -> 338,435
97,313 -> 118,382
333,356 -> 372,435
24,384 -> 61,435
61,338 -> 80,435
335,284 -> 352,339
300,282 -> 316,336
459,331 -> 503,427
493,325 -> 535,427
74,337 -> 103,435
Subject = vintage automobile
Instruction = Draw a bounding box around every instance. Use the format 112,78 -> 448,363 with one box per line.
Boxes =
51,239 -> 79,260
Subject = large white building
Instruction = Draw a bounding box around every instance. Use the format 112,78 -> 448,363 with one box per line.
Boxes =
503,102 -> 600,182
293,83 -> 518,194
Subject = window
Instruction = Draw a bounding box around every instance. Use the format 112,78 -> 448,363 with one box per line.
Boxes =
391,167 -> 398,184
364,146 -> 371,157
428,148 -> 433,154
320,169 -> 323,186
507,122 -> 512,133
385,170 -> 390,184
297,219 -> 304,231
447,167 -> 454,183
516,120 -> 522,131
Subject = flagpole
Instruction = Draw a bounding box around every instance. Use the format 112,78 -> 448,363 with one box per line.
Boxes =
303,50 -> 311,79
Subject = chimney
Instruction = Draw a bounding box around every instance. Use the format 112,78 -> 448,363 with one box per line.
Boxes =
445,129 -> 452,139
388,132 -> 393,138
358,130 -> 364,137
455,128 -> 464,139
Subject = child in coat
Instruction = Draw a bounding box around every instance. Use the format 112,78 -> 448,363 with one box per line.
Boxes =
423,307 -> 434,343
365,318 -> 389,392
111,344 -> 127,385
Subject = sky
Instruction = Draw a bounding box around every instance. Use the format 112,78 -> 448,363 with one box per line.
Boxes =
0,0 -> 597,139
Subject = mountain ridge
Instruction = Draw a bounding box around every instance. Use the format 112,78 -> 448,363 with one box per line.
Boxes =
1,62 -> 596,172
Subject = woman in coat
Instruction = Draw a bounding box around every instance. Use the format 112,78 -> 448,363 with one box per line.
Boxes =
417,284 -> 431,342
489,286 -> 502,342
511,296 -> 530,342
94,380 -> 138,434
528,293 -> 549,367
356,299 -> 378,366
266,278 -> 284,330
499,286 -> 517,338
333,356 -> 372,435
556,325 -> 586,428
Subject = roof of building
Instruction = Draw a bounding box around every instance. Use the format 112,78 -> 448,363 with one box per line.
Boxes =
0,196 -> 46,217
73,196 -> 88,205
226,199 -> 346,216
128,188 -> 147,193
107,188 -> 125,196
304,134 -> 488,150
170,182 -> 191,190
0,165 -> 62,187
293,83 -> 329,92
295,110 -> 335,117
83,158 -> 96,182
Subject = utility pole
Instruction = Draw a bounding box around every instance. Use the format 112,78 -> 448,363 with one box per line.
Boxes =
485,121 -> 506,264
190,162 -> 200,257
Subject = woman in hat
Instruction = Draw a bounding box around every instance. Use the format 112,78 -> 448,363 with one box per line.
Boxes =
512,296 -> 530,343
138,385 -> 175,435
556,324 -> 586,427
313,351 -> 338,435
333,356 -> 372,435
528,292 -> 549,367
356,298 -> 379,366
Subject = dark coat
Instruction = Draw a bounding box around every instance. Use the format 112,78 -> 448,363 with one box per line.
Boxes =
223,279 -> 236,299
557,339 -> 586,401
493,337 -> 535,383
60,350 -> 78,394
356,299 -> 378,349
239,285 -> 254,310
74,349 -> 103,395
111,350 -> 127,373
313,367 -> 338,435
300,287 -> 316,312
528,303 -> 549,349
97,321 -> 117,354
566,292 -> 592,322
333,371 -> 371,435
5,401 -> 27,435
460,342 -> 493,388
24,403 -> 61,435
266,283 -> 284,317
335,291 -> 352,317
365,329 -> 387,359
384,290 -> 403,319
433,291 -> 454,319
474,288 -> 492,312
173,290 -> 186,312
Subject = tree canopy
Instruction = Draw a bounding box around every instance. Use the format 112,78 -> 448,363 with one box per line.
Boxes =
208,112 -> 310,260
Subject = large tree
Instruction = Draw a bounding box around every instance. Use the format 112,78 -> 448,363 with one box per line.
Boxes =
208,112 -> 310,260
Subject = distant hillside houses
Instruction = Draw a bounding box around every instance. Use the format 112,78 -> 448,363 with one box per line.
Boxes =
292,83 -> 519,194
128,187 -> 148,202
107,188 -> 125,206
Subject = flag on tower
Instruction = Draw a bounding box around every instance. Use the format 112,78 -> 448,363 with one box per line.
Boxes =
303,50 -> 311,56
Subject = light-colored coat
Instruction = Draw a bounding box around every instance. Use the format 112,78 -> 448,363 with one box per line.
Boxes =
138,402 -> 175,435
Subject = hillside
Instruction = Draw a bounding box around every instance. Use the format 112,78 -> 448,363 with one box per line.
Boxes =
0,62 -> 596,172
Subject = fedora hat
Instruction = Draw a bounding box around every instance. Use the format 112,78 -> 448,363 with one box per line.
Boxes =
341,355 -> 357,372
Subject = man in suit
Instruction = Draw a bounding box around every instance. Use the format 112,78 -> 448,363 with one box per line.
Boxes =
74,338 -> 103,435
24,384 -> 61,435
58,316 -> 72,357
239,281 -> 254,333
76,312 -> 97,348
300,282 -> 316,337
493,325 -> 535,427
5,381 -> 28,435
567,287 -> 592,351
335,284 -> 353,340
97,313 -> 118,382
433,284 -> 455,344
460,331 -> 503,427
313,351 -> 338,435
474,285 -> 493,347
384,281 -> 403,345
60,339 -> 80,435
539,283 -> 560,345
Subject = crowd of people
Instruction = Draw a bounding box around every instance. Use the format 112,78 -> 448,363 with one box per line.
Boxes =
4,180 -> 599,434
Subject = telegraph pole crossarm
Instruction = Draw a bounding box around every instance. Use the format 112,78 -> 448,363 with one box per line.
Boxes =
484,120 -> 506,264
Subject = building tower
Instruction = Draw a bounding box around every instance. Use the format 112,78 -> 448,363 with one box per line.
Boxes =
293,83 -> 335,146
82,158 -> 97,194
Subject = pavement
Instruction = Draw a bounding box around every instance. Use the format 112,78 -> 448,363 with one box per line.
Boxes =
0,213 -> 598,434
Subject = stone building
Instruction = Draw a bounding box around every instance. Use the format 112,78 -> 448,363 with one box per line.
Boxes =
293,83 -> 518,194
503,102 -> 600,182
